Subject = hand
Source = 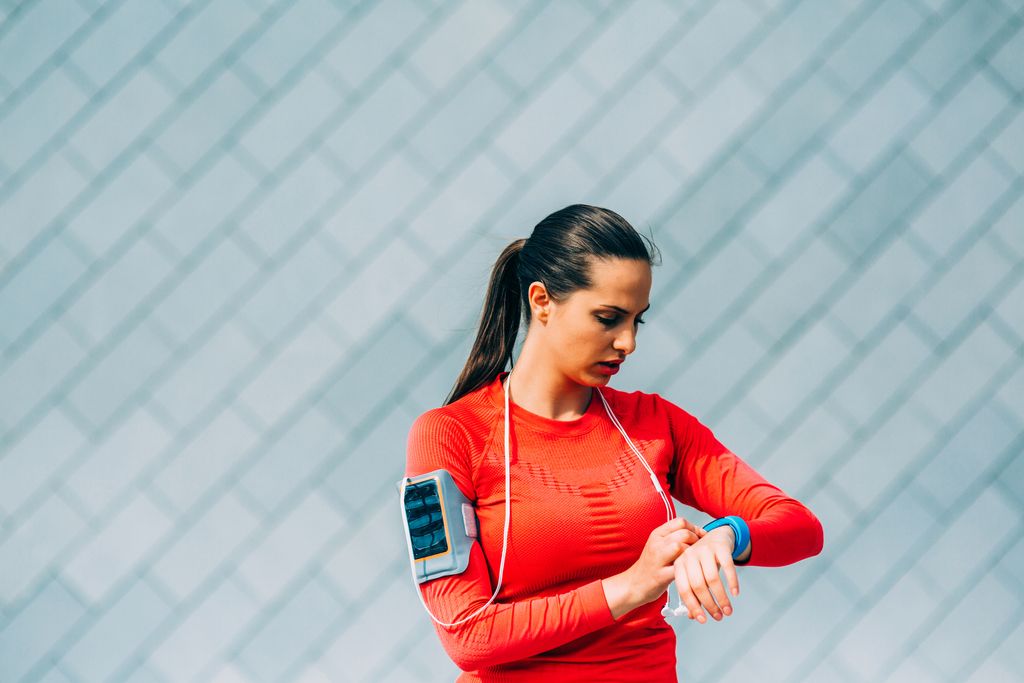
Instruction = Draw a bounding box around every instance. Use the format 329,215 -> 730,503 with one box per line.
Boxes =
672,526 -> 741,624
611,517 -> 707,613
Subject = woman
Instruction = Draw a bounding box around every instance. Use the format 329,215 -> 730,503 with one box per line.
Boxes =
400,204 -> 824,681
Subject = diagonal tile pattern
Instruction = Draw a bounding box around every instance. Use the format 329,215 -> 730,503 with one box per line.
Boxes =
0,0 -> 1021,681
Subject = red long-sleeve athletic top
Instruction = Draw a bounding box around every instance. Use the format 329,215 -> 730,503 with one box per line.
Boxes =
404,370 -> 824,682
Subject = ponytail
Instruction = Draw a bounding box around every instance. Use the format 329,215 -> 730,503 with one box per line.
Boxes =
445,238 -> 526,405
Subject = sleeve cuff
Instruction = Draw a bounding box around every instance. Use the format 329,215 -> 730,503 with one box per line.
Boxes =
737,517 -> 760,565
578,577 -> 617,628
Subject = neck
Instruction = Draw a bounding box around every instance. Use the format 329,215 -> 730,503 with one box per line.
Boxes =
505,343 -> 594,421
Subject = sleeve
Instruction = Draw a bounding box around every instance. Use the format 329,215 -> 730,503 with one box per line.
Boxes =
662,397 -> 824,567
403,410 -> 618,672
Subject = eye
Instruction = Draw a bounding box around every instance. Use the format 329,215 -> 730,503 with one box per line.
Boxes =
596,315 -> 647,327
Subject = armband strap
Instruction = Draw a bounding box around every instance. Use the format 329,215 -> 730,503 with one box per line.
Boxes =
702,515 -> 750,561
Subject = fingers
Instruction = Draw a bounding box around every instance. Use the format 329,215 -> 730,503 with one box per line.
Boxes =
700,551 -> 731,618
688,553 -> 720,621
656,516 -> 693,536
673,555 -> 704,623
687,519 -> 709,538
672,544 -> 739,624
721,550 -> 740,598
657,530 -> 697,565
651,518 -> 743,619
660,516 -> 713,539
664,528 -> 700,548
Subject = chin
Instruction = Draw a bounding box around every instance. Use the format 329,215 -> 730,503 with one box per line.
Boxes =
570,370 -> 600,386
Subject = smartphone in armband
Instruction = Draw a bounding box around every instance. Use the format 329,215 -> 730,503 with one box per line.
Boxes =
396,469 -> 478,584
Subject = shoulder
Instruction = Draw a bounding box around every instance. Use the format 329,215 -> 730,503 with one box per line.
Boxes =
406,384 -> 501,464
601,384 -> 693,421
406,390 -> 500,497
407,406 -> 467,445
600,382 -> 651,408
602,385 -> 710,444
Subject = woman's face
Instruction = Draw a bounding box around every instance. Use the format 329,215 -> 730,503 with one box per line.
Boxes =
534,256 -> 652,385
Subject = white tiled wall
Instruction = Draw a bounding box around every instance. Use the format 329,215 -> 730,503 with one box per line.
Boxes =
0,0 -> 1021,681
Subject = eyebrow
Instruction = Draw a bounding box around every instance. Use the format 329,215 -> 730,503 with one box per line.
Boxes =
599,303 -> 651,314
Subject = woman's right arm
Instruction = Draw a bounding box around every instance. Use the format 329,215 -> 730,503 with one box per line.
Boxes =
414,538 -> 618,671
403,410 -> 616,671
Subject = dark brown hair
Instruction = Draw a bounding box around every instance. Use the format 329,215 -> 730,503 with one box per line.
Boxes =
445,204 -> 660,405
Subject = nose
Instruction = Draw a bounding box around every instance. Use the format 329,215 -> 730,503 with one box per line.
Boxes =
613,326 -> 637,356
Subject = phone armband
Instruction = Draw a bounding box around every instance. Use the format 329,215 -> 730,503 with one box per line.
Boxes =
396,469 -> 478,584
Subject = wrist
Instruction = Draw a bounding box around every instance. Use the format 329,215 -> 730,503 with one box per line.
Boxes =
601,570 -> 640,621
703,515 -> 751,562
735,539 -> 752,564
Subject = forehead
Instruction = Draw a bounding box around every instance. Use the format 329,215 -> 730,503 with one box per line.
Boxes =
579,257 -> 651,303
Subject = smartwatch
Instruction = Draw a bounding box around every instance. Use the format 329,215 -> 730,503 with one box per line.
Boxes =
703,515 -> 750,562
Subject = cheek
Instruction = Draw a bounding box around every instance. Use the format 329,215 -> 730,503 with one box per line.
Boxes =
563,324 -> 605,353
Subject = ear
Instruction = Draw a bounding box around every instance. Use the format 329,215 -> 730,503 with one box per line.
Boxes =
527,281 -> 551,324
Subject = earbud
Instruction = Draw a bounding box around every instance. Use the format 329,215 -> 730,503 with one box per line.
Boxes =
662,583 -> 685,619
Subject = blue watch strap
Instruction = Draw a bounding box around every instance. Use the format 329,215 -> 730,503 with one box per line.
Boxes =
702,515 -> 750,561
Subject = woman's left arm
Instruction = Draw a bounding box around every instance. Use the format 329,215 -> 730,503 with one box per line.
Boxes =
662,396 -> 824,620
664,397 -> 824,567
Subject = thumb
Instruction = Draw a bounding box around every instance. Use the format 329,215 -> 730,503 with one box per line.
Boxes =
658,516 -> 690,534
